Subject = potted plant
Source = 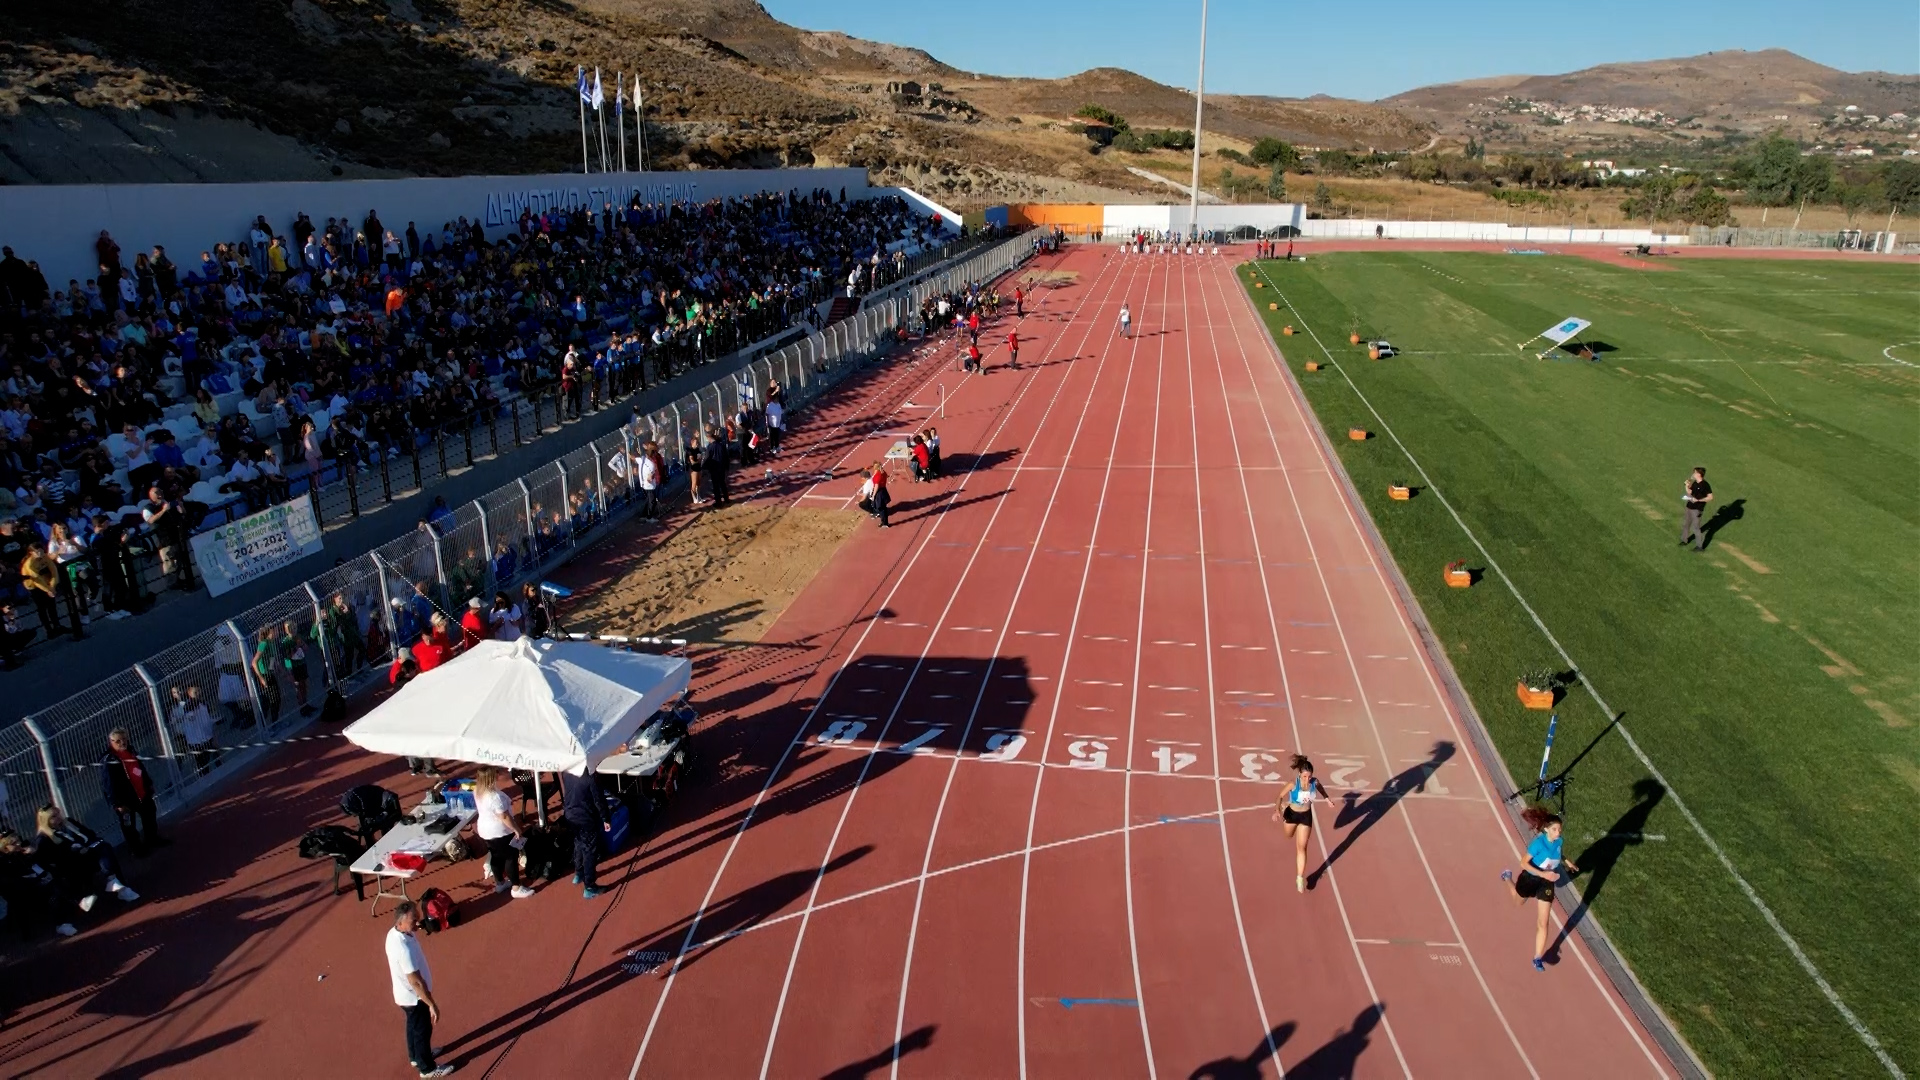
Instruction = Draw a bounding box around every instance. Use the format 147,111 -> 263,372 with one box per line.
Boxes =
1304,361 -> 1322,372
1282,323 -> 1294,333
1348,428 -> 1369,441
1445,560 -> 1472,587
1348,317 -> 1362,346
1516,668 -> 1557,710
1388,484 -> 1412,500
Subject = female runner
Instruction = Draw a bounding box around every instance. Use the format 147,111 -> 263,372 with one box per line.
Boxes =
1502,806 -> 1579,971
1271,754 -> 1327,893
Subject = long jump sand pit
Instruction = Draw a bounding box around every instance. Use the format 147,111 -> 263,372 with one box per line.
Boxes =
566,503 -> 865,644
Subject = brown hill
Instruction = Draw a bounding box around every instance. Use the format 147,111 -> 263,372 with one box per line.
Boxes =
1387,49 -> 1920,149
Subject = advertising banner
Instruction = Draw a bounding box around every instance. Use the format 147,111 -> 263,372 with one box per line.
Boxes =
189,495 -> 325,597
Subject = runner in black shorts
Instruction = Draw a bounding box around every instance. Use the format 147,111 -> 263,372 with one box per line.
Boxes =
1501,806 -> 1580,971
1272,754 -> 1328,893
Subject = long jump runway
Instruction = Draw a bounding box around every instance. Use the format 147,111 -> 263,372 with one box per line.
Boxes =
530,244 -> 1676,1078
0,244 -> 1675,1079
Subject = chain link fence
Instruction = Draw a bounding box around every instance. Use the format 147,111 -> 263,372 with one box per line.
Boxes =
0,231 -> 1036,840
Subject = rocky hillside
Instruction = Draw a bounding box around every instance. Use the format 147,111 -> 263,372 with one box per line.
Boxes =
1387,49 -> 1920,152
2,5 -> 1910,200
0,0 -> 1424,202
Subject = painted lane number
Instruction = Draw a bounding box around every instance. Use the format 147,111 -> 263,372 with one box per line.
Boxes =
1151,746 -> 1199,774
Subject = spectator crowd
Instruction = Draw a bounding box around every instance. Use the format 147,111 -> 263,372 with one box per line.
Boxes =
0,187 -> 935,659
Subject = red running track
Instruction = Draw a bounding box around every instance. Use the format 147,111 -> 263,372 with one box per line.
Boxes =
0,243 -> 1675,1079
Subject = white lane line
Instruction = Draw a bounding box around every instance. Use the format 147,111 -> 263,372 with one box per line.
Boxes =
1183,256 -> 1285,1076
1201,259 -> 1416,1077
895,252 -> 1154,1080
1110,250 -> 1173,1079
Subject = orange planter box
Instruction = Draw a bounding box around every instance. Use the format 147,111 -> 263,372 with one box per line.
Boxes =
1445,561 -> 1472,588
1304,361 -> 1321,372
1368,347 -> 1381,359
1282,325 -> 1294,335
1269,302 -> 1279,310
1349,333 -> 1362,345
1348,428 -> 1368,441
1517,682 -> 1555,710
1388,485 -> 1412,500
1255,282 -> 1265,289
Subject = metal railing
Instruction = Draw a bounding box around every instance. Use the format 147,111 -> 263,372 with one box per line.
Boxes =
0,231 -> 1037,839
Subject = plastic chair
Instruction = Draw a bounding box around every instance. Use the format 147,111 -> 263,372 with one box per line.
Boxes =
340,785 -> 402,848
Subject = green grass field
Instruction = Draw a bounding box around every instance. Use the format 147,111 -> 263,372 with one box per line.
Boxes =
1243,252 -> 1918,1078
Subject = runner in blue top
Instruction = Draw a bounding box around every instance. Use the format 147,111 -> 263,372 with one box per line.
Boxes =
1500,807 -> 1580,971
1270,754 -> 1327,893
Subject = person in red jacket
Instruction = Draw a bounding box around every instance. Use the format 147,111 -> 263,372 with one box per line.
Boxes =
389,635 -> 449,684
459,597 -> 489,651
1006,329 -> 1020,370
1013,285 -> 1024,317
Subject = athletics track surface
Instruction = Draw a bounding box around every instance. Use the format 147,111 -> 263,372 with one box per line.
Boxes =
0,243 -> 1675,1079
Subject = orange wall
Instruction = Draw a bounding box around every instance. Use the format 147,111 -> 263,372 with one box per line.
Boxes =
1007,203 -> 1103,228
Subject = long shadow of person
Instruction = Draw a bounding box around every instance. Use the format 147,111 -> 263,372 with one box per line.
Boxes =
1310,742 -> 1454,888
1699,498 -> 1745,549
820,1024 -> 937,1079
1548,778 -> 1664,962
620,845 -> 874,974
1290,1003 -> 1383,1080
1188,1021 -> 1295,1080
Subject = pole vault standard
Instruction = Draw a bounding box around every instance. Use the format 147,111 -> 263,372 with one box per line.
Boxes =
1186,0 -> 1210,240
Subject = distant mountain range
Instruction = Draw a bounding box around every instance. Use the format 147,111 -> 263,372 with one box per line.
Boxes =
2,0 -> 1914,200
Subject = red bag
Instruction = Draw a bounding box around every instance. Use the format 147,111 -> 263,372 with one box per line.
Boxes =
387,851 -> 426,872
419,887 -> 458,932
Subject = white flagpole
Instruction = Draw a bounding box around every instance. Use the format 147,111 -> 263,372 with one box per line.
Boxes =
578,67 -> 589,175
617,73 -> 626,173
636,75 -> 649,172
1187,0 -> 1209,240
594,68 -> 608,172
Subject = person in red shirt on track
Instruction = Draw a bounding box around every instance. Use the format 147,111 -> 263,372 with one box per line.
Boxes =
1006,330 -> 1020,370
963,341 -> 982,374
966,310 -> 980,346
1013,285 -> 1025,317
909,434 -> 931,482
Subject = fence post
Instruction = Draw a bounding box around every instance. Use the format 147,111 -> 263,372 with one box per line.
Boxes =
512,400 -> 523,446
347,465 -> 360,518
224,620 -> 267,730
302,582 -> 338,689
463,425 -> 475,469
372,558 -> 396,663
380,452 -> 393,503
671,407 -> 684,469
517,478 -> 536,556
411,441 -> 423,490
22,715 -> 70,816
592,444 -> 606,509
133,663 -> 186,790
436,430 -> 449,478
473,501 -> 492,586
425,523 -> 449,598
488,411 -> 500,457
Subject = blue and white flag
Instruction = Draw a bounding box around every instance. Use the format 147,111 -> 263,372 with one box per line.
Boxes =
591,68 -> 605,110
577,67 -> 591,105
616,76 -> 623,124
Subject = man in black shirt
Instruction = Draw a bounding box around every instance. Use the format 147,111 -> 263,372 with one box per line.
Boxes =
559,770 -> 608,899
1681,466 -> 1713,551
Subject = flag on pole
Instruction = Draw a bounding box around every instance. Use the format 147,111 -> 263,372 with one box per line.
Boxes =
577,67 -> 592,105
616,75 -> 625,172
591,68 -> 605,110
635,74 -> 648,171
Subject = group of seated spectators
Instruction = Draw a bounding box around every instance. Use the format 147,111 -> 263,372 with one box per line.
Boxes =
0,186 -> 937,654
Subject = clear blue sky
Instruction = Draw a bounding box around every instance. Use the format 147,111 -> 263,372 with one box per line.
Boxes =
763,0 -> 1920,101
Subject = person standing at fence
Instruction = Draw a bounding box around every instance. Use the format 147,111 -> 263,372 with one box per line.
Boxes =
253,628 -> 283,726
385,901 -> 456,1078
100,728 -> 168,856
489,591 -> 524,642
702,426 -> 731,509
637,441 -> 662,519
19,540 -> 72,641
560,769 -> 609,900
169,685 -> 218,776
459,597 -> 489,650
280,619 -> 314,718
763,396 -> 783,455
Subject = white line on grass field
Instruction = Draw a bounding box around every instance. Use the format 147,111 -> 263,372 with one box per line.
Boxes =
1255,261 -> 1908,1080
1882,342 -> 1919,368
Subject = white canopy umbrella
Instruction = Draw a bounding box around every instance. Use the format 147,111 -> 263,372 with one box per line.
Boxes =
344,638 -> 691,776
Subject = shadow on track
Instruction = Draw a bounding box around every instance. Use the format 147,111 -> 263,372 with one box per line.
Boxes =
1311,742 -> 1453,886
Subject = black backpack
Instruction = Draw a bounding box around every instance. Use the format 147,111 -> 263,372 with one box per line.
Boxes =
520,824 -> 574,880
298,824 -> 364,861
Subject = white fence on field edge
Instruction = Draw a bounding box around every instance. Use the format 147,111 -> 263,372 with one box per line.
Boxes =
0,231 -> 1039,842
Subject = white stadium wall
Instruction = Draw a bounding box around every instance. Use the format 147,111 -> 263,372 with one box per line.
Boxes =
1296,219 -> 1690,245
0,166 -> 875,291
879,187 -> 965,234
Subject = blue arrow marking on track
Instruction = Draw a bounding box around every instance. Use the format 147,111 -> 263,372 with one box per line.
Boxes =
1057,997 -> 1141,1010
1158,814 -> 1222,826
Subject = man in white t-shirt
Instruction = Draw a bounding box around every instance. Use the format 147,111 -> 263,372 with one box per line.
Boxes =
385,902 -> 454,1077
